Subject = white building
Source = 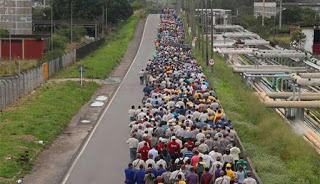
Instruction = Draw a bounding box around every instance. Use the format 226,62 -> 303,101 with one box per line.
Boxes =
254,2 -> 277,18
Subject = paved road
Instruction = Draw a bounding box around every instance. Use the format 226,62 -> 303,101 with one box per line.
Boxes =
63,14 -> 160,184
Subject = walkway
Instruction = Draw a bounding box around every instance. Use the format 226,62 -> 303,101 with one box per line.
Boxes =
62,14 -> 160,184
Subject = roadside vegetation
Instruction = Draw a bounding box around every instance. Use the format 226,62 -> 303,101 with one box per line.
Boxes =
193,49 -> 320,183
0,81 -> 98,182
53,14 -> 141,79
0,60 -> 38,77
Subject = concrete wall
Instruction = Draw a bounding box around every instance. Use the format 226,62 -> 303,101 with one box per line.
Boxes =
0,50 -> 75,112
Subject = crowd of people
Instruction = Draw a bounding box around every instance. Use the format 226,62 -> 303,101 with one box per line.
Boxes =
124,9 -> 257,184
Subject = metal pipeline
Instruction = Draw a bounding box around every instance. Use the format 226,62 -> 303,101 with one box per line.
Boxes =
265,100 -> 320,108
258,92 -> 320,108
298,73 -> 320,78
287,96 -> 320,101
232,65 -> 304,69
290,74 -> 320,86
232,67 -> 308,73
266,92 -> 320,98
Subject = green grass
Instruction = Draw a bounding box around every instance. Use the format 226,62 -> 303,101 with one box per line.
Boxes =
239,54 -> 254,65
193,50 -> 320,183
53,15 -> 140,79
0,60 -> 38,77
269,34 -> 291,44
0,81 -> 99,181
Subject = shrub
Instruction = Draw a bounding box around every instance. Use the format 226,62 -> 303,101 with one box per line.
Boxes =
0,29 -> 9,37
52,35 -> 68,50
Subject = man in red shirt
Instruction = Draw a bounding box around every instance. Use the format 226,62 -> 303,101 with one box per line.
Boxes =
186,138 -> 195,149
156,139 -> 165,152
167,136 -> 180,155
138,142 -> 150,161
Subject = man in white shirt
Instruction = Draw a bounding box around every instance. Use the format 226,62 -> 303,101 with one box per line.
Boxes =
243,170 -> 257,184
126,134 -> 139,162
230,142 -> 241,163
146,154 -> 156,168
214,171 -> 231,184
148,146 -> 159,160
128,105 -> 136,121
132,154 -> 146,170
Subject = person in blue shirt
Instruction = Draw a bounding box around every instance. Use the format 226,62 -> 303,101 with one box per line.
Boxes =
143,85 -> 152,95
156,164 -> 166,177
124,163 -> 135,184
135,165 -> 146,184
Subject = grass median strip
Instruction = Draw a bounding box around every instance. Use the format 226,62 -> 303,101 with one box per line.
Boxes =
193,50 -> 320,183
53,15 -> 140,79
0,81 -> 99,181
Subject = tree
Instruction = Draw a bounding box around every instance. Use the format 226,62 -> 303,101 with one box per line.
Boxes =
55,23 -> 87,42
290,28 -> 306,49
52,0 -> 133,24
0,29 -> 9,38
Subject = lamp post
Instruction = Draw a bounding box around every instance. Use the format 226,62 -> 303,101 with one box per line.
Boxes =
70,0 -> 73,44
211,0 -> 213,59
51,0 -> 53,50
205,0 -> 209,66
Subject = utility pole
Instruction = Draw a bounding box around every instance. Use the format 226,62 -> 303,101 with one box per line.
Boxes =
186,0 -> 189,26
262,0 -> 265,26
279,0 -> 282,29
205,0 -> 209,66
197,0 -> 200,50
70,0 -> 73,44
191,0 -> 196,38
106,1 -> 108,35
211,0 -> 213,59
9,32 -> 12,75
201,0 -> 204,58
51,0 -> 53,50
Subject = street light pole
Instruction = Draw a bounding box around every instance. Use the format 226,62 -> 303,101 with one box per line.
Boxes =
106,0 -> 108,35
51,0 -> 53,50
205,0 -> 209,66
211,0 -> 213,59
70,0 -> 73,44
197,0 -> 200,50
9,32 -> 12,75
201,1 -> 204,58
279,0 -> 282,29
262,0 -> 265,27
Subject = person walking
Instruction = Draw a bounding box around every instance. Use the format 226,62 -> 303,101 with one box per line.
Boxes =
139,69 -> 145,85
200,167 -> 213,184
124,163 -> 135,184
236,165 -> 246,184
126,133 -> 139,162
145,167 -> 156,184
186,168 -> 199,184
242,170 -> 257,184
161,167 -> 172,184
135,165 -> 146,184
214,171 -> 230,184
138,142 -> 151,161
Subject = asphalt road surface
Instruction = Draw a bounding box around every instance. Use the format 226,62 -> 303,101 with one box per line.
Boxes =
63,14 -> 160,184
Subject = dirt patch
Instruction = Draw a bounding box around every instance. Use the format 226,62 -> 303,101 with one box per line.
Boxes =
0,176 -> 10,182
17,135 -> 38,142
